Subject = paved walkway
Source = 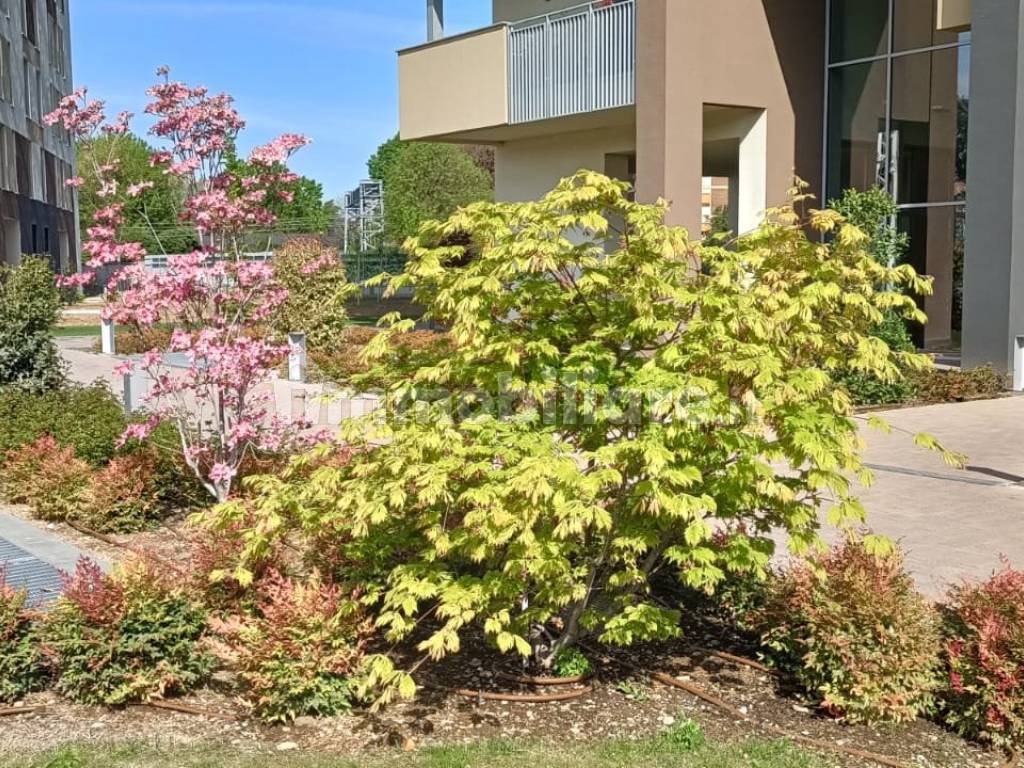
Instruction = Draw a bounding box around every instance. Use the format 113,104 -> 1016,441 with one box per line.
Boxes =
854,395 -> 1024,597
43,341 -> 1024,599
0,511 -> 106,606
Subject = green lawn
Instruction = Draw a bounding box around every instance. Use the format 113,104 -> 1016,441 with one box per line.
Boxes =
54,317 -> 382,338
54,325 -> 103,337
7,737 -> 835,768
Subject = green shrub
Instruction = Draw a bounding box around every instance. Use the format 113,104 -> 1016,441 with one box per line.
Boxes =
661,717 -> 706,751
910,365 -> 1005,404
43,557 -> 212,706
0,574 -> 46,704
828,188 -> 918,406
834,312 -> 918,406
1,436 -> 92,521
91,326 -> 173,355
76,453 -> 160,533
0,383 -> 126,466
943,563 -> 1024,750
750,539 -> 941,724
0,256 -> 65,393
552,647 -> 592,678
208,571 -> 370,723
270,237 -> 357,350
223,174 -> 954,703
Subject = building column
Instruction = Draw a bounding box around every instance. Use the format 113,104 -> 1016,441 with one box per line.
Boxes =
634,0 -> 703,237
962,0 -> 1024,378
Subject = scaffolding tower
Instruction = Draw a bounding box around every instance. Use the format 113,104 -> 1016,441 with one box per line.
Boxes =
342,179 -> 385,254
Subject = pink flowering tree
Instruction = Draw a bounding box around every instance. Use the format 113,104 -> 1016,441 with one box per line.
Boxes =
46,68 -> 330,501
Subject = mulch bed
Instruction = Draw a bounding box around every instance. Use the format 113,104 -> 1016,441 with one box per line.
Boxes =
0,511 -> 1013,768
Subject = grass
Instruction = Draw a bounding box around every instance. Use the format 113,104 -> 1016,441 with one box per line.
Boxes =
54,317 -> 383,338
54,325 -> 103,337
6,736 -> 836,768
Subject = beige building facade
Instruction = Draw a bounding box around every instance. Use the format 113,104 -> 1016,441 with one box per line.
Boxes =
400,0 -> 1024,382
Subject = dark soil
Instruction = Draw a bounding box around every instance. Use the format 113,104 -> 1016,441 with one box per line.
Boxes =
0,513 -> 1013,768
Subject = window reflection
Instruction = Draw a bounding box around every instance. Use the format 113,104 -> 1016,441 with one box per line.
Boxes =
829,0 -> 889,62
826,60 -> 888,200
893,0 -> 967,51
891,46 -> 969,204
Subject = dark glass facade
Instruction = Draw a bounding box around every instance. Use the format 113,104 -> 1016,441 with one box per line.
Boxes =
826,0 -> 969,346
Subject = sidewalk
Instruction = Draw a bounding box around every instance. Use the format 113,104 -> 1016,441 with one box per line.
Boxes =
0,510 -> 107,606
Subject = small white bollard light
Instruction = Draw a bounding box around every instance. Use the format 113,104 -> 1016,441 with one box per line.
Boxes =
1014,336 -> 1024,392
288,332 -> 307,383
122,366 -> 149,415
100,318 -> 116,355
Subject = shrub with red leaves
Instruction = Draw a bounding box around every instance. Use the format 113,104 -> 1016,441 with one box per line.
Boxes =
209,570 -> 371,723
749,538 -> 942,724
42,556 -> 211,706
0,571 -> 46,703
0,435 -> 91,521
77,452 -> 161,533
943,562 -> 1024,750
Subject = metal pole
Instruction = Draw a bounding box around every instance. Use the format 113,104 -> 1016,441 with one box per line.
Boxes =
427,0 -> 444,41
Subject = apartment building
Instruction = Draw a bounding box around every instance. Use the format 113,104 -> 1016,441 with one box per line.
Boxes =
0,0 -> 77,273
398,0 -> 1024,385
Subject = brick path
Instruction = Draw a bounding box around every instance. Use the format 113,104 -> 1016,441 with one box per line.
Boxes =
851,395 -> 1024,597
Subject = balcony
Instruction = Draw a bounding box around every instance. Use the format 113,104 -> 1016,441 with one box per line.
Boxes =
398,0 -> 636,142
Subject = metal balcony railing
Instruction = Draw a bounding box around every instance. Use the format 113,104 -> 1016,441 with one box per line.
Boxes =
508,0 -> 636,125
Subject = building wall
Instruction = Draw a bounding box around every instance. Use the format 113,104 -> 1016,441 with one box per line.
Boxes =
492,0 -> 583,24
635,0 -> 825,233
494,124 -> 636,202
0,0 -> 77,271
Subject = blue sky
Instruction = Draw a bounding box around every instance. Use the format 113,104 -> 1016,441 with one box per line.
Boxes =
69,1 -> 493,201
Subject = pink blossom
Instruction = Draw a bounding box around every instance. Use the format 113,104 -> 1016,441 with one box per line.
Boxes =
65,176 -> 85,188
209,462 -> 236,485
249,133 -> 311,166
126,181 -> 155,197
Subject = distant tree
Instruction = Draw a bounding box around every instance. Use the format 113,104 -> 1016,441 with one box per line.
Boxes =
368,137 -> 493,245
76,134 -> 197,255
459,144 -> 495,181
367,134 -> 405,183
226,149 -> 336,238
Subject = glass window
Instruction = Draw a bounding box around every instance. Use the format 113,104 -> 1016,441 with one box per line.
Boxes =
893,0 -> 968,51
897,204 -> 964,344
826,60 -> 888,200
830,0 -> 889,63
890,46 -> 969,204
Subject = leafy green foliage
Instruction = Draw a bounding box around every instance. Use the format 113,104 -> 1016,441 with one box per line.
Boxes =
42,557 -> 212,706
0,383 -> 127,466
750,538 -> 942,724
0,435 -> 92,521
833,312 -> 917,405
77,134 -> 197,255
368,136 -> 493,245
828,188 -> 919,406
208,572 -> 370,723
0,257 -> 65,393
828,186 -> 908,268
218,173 -> 955,702
552,647 -> 592,678
270,237 -> 357,350
0,575 -> 46,704
942,562 -> 1024,750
